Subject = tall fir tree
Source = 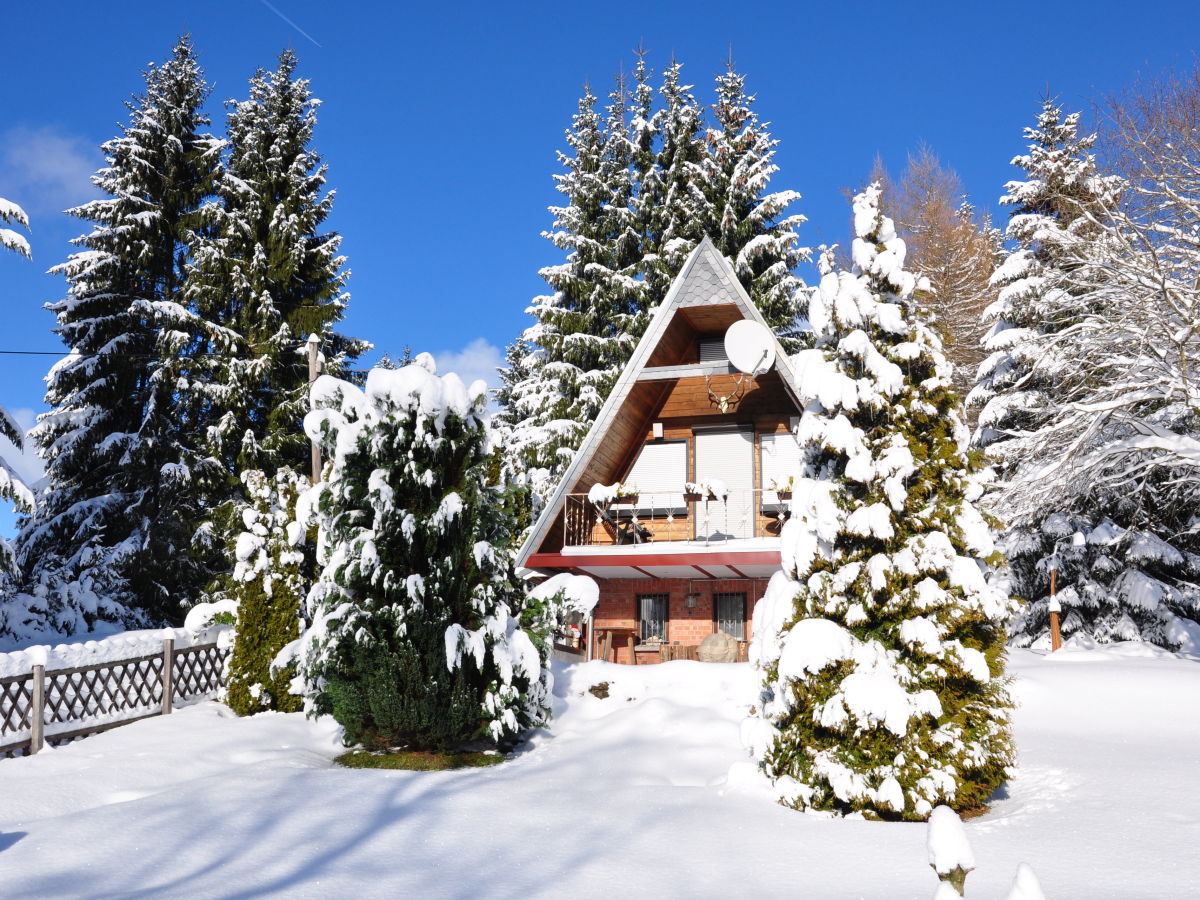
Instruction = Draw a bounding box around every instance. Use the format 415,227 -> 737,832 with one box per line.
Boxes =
0,198 -> 32,609
296,360 -> 551,750
688,59 -> 808,348
500,80 -> 640,502
188,50 -> 358,491
747,186 -> 1014,820
965,100 -> 1184,648
184,50 -> 362,707
0,197 -> 32,512
990,93 -> 1200,649
636,57 -> 705,304
500,55 -> 809,517
15,36 -> 223,633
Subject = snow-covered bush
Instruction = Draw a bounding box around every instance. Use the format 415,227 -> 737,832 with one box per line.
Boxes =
225,467 -> 309,715
747,187 -> 1015,820
294,358 -> 551,750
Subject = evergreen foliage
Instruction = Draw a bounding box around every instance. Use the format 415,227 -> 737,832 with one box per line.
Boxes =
982,96 -> 1200,650
0,197 -> 31,602
500,54 -> 807,515
0,197 -> 33,513
186,49 -> 361,588
748,186 -> 1014,821
296,359 -> 550,750
225,467 -> 307,715
688,59 -> 808,348
15,36 -> 223,632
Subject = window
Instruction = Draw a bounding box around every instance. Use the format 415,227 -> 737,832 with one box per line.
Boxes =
760,431 -> 801,513
620,441 -> 687,513
639,594 -> 669,641
715,592 -> 746,640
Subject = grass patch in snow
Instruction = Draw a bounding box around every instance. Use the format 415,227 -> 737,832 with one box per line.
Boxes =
335,749 -> 505,771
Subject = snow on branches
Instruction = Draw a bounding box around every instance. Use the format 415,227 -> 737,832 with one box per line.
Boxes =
748,186 -> 1014,821
294,359 -> 551,749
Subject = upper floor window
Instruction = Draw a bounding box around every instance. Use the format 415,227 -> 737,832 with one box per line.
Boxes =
621,440 -> 687,513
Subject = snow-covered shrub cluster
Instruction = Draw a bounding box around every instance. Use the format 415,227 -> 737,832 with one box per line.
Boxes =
224,468 -> 309,715
293,358 -> 551,750
747,187 -> 1014,820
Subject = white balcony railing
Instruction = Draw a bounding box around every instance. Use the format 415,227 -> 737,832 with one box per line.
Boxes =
563,489 -> 790,548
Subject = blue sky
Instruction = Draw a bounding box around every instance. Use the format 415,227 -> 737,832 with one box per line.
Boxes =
1,0 -> 1197,533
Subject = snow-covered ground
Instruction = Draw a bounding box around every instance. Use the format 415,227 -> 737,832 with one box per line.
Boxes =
1,645 -> 1198,898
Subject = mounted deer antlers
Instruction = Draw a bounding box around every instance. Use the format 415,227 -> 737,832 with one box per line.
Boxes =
706,373 -> 750,414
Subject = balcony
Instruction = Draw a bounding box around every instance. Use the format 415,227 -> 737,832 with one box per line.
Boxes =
563,489 -> 790,548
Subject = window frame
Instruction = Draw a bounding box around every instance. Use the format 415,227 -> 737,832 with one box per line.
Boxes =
638,593 -> 669,641
713,592 -> 747,640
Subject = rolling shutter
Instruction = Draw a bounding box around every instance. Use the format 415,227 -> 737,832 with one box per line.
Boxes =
619,441 -> 687,513
694,429 -> 754,539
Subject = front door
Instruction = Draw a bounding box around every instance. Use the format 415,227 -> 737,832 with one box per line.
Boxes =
693,429 -> 754,540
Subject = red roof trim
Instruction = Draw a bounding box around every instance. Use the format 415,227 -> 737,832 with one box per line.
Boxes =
526,550 -> 781,571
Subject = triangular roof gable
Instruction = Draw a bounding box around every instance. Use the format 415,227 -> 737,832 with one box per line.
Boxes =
516,236 -> 804,567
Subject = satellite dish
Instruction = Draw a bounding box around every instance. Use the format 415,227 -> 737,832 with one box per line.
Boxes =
724,320 -> 776,375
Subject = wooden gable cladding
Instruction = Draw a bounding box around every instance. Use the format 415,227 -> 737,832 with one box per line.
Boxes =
518,238 -> 809,569
645,311 -> 699,367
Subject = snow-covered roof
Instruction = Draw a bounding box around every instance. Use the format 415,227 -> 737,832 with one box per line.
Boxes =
516,237 -> 804,569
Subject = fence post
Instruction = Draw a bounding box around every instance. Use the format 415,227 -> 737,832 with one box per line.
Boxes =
30,664 -> 45,754
161,638 -> 175,715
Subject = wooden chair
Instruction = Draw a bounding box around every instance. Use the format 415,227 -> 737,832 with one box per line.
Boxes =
598,630 -> 614,663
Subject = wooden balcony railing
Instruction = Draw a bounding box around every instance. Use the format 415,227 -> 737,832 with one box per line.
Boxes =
563,489 -> 790,548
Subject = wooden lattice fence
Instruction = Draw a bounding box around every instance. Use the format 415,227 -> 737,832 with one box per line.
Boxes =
0,638 -> 229,759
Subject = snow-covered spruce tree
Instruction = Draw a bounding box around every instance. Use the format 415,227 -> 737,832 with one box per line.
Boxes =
998,83 -> 1200,650
635,56 -> 704,305
501,80 -> 642,503
0,197 -> 32,511
0,197 -> 32,605
15,36 -> 223,633
297,359 -> 550,750
186,49 -> 361,595
688,59 -> 808,348
225,467 -> 308,715
748,186 -> 1014,820
969,100 -> 1132,645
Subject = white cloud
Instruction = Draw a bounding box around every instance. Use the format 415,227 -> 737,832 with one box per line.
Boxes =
434,337 -> 503,398
0,126 -> 101,218
0,407 -> 44,489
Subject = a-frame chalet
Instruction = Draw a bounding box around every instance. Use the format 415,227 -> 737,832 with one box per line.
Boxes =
517,237 -> 806,664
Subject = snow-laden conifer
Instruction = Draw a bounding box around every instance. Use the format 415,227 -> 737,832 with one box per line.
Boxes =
500,57 -> 809,518
748,186 -> 1014,820
636,57 -> 705,304
987,99 -> 1200,650
689,60 -> 808,347
188,50 -> 359,489
968,101 -> 1200,649
296,358 -> 550,749
0,197 -> 32,603
15,36 -> 222,633
0,197 -> 33,513
225,467 -> 308,715
501,80 -> 642,505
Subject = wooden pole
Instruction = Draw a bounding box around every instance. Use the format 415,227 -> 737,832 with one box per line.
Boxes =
1048,566 -> 1063,652
161,638 -> 175,715
307,333 -> 322,484
30,664 -> 44,755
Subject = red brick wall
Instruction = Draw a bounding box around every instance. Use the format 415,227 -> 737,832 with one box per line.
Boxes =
589,577 -> 769,663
